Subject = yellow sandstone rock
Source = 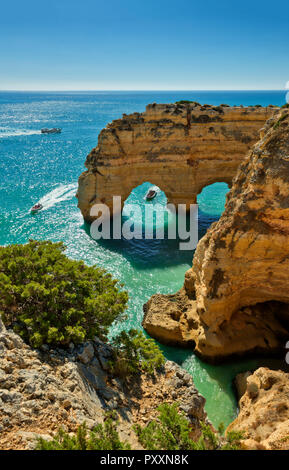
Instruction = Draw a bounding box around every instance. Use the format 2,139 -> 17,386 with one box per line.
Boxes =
77,102 -> 274,221
227,367 -> 289,450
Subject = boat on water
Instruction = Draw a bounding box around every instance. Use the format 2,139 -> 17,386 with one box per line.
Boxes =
41,128 -> 61,134
30,203 -> 43,213
145,188 -> 157,200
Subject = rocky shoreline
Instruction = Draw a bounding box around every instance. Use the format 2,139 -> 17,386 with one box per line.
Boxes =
2,311 -> 288,450
0,318 -> 208,450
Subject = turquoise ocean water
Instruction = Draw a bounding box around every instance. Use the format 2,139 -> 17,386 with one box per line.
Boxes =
0,90 -> 286,427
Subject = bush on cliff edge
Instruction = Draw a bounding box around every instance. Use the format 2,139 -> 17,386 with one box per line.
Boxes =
109,329 -> 165,378
135,403 -> 244,450
0,240 -> 128,348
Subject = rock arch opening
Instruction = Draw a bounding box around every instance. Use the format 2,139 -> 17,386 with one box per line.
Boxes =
122,181 -> 172,243
197,182 -> 230,240
197,182 -> 229,217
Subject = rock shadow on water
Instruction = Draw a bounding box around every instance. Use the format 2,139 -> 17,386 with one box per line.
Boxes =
81,222 -> 192,270
80,208 -> 218,270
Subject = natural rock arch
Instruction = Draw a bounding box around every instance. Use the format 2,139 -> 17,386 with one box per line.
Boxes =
77,102 -> 275,222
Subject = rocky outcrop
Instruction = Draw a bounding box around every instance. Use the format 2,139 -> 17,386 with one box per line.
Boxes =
77,102 -> 274,222
0,320 -> 208,450
227,367 -> 289,450
143,108 -> 289,362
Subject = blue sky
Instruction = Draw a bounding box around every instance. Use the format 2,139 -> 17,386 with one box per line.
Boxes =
1,0 -> 289,90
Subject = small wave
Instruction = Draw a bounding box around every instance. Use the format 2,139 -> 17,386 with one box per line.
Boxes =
37,183 -> 78,211
0,127 -> 42,138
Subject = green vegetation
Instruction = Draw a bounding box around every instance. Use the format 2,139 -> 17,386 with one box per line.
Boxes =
134,403 -> 243,450
109,329 -> 165,378
175,100 -> 194,104
175,100 -> 201,106
134,402 -> 198,450
36,417 -> 130,450
37,404 -> 244,451
221,430 -> 244,450
281,103 -> 289,108
212,106 -> 224,113
0,240 -> 128,348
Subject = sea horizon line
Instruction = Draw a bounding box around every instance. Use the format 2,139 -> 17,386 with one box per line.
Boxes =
0,89 -> 285,93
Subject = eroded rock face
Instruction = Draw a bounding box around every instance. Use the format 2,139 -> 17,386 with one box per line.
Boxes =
0,324 -> 208,450
143,109 -> 289,362
77,103 -> 274,222
227,367 -> 289,450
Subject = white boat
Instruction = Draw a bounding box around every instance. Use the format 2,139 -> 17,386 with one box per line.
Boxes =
41,128 -> 61,134
145,188 -> 157,200
31,203 -> 43,213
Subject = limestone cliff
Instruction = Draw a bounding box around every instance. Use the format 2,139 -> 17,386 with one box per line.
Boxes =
0,319 -> 207,450
143,108 -> 289,362
77,102 -> 274,222
227,367 -> 289,450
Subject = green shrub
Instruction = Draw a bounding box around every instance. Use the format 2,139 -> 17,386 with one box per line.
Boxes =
135,403 -> 244,450
0,240 -> 128,347
194,423 -> 243,450
37,404 -> 244,451
134,402 -> 197,450
36,418 -> 130,450
175,100 -> 194,105
281,103 -> 289,108
217,422 -> 225,435
109,329 -> 165,378
221,430 -> 244,450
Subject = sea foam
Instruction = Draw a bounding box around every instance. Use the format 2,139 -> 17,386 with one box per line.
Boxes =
0,127 -> 42,138
37,183 -> 78,211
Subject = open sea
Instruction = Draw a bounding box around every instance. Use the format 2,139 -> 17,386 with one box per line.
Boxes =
0,90 -> 286,428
